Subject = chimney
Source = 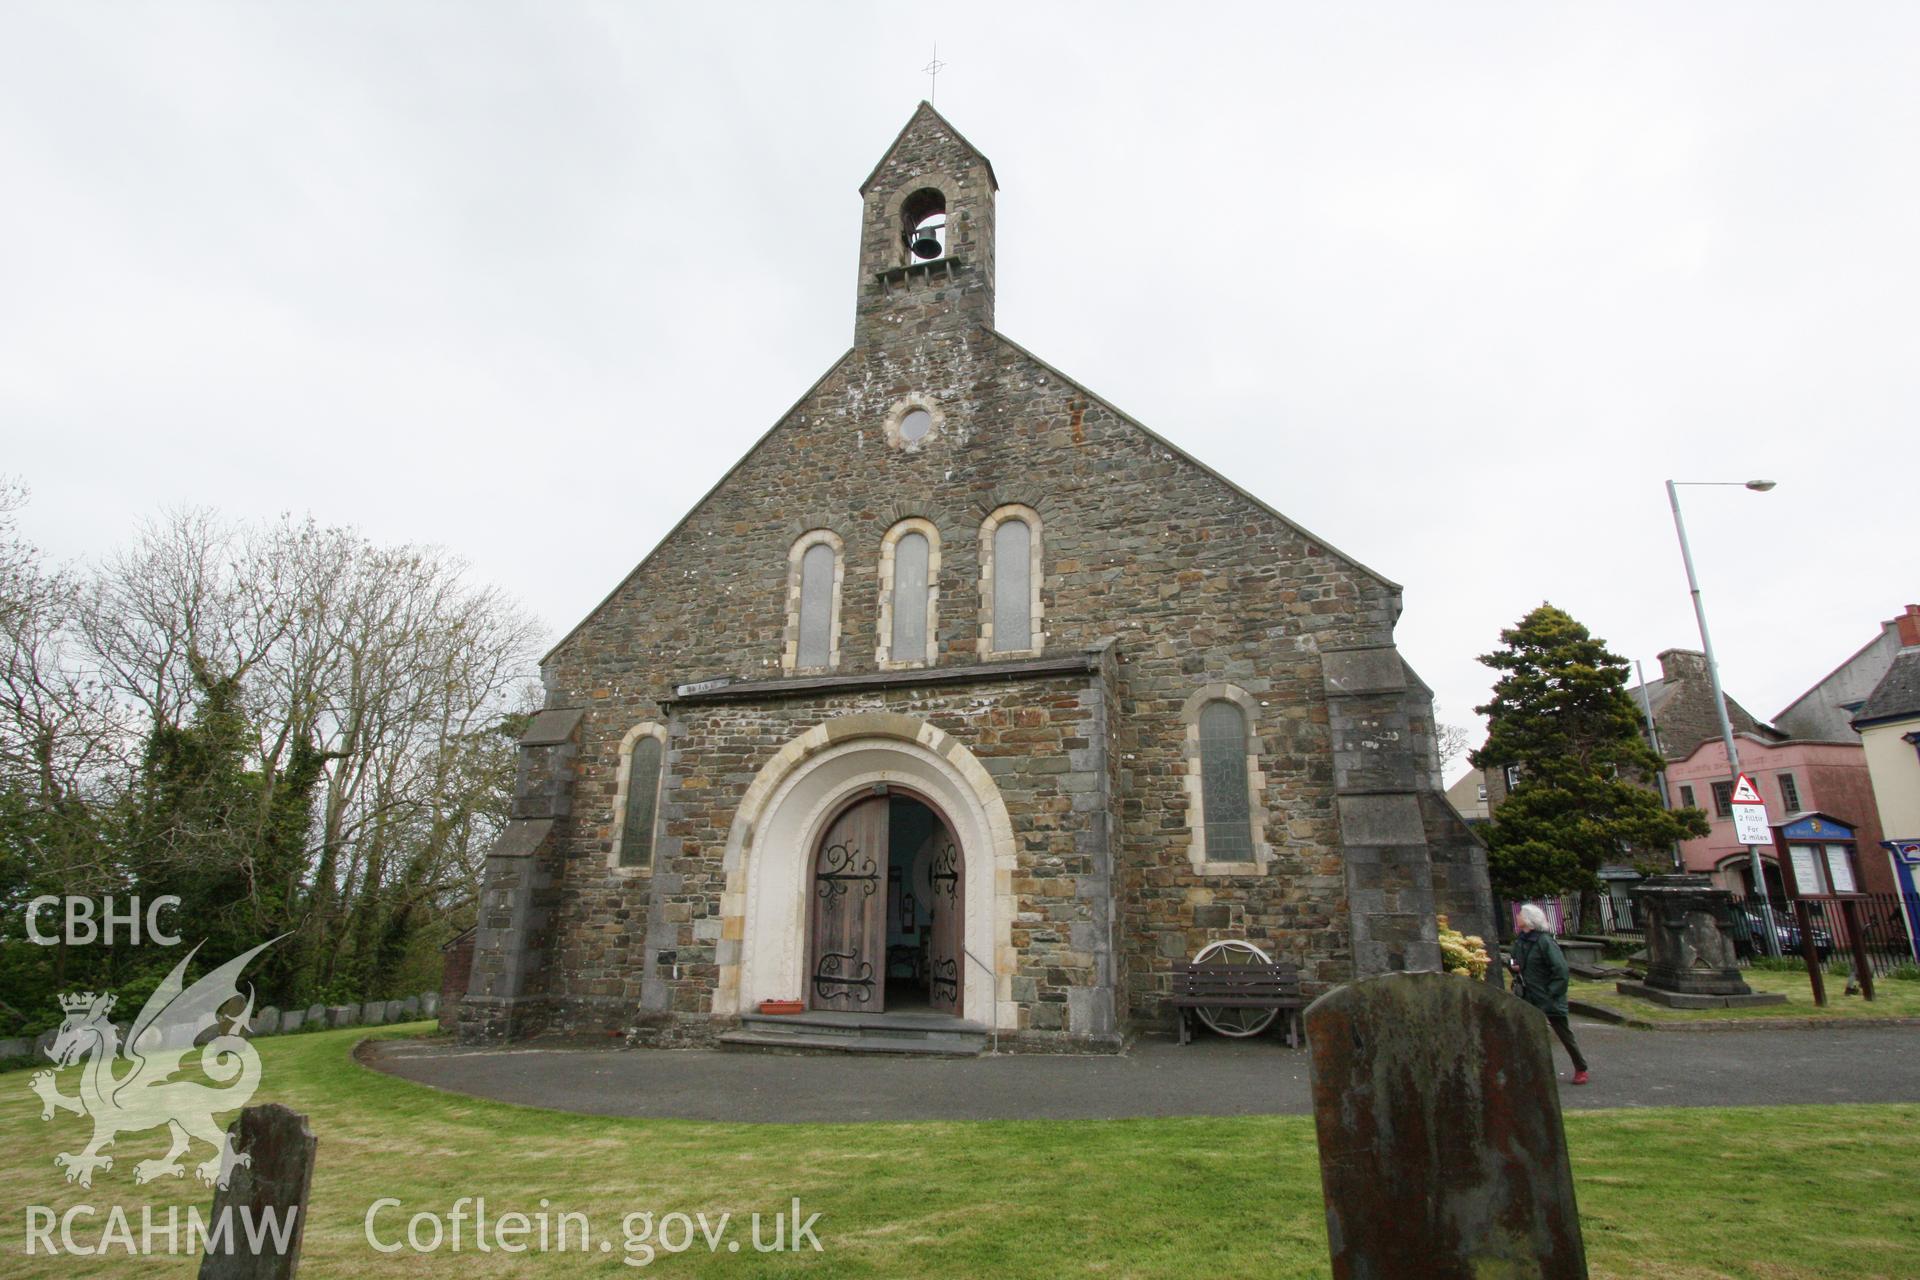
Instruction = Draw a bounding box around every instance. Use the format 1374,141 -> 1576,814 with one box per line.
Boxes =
1658,648 -> 1707,681
1898,604 -> 1920,649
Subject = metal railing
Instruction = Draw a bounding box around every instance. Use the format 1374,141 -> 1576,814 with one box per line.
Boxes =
1725,892 -> 1919,976
962,945 -> 1000,1054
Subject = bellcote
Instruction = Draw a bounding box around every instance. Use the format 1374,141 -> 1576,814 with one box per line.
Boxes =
854,102 -> 997,348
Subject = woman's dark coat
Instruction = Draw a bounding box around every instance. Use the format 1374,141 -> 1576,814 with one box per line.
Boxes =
1510,928 -> 1571,1018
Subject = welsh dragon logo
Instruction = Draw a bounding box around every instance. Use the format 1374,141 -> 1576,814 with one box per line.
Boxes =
29,938 -> 278,1190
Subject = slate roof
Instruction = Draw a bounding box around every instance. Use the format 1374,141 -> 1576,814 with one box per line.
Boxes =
1626,671 -> 1780,761
1853,649 -> 1920,727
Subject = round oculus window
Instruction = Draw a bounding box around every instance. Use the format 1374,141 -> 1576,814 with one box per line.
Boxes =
899,408 -> 933,442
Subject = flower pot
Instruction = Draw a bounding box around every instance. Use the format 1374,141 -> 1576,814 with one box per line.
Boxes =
758,999 -> 805,1016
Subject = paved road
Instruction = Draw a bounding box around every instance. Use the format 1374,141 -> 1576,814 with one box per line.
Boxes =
363,1021 -> 1920,1123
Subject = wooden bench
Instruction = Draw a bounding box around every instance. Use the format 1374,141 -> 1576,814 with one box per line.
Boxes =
1170,960 -> 1305,1046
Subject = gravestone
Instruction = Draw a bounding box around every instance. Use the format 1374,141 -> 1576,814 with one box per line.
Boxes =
360,1001 -> 386,1027
250,1008 -> 280,1038
197,1103 -> 315,1279
1619,874 -> 1784,1009
399,995 -> 421,1019
278,1009 -> 305,1034
304,1004 -> 326,1027
325,1006 -> 357,1029
385,999 -> 407,1023
0,1036 -> 30,1060
1306,971 -> 1587,1280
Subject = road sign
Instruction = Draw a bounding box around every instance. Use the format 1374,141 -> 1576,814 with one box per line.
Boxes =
1729,773 -> 1771,846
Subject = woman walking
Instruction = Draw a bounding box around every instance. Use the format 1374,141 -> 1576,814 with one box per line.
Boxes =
1508,904 -> 1589,1085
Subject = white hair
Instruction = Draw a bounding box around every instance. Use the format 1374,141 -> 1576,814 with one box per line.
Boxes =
1516,903 -> 1551,933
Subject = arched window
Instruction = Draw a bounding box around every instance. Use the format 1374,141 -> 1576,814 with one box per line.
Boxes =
612,723 -> 667,873
900,187 -> 947,262
978,505 -> 1043,657
784,531 -> 843,673
1182,686 -> 1272,873
1199,701 -> 1253,861
877,519 -> 940,668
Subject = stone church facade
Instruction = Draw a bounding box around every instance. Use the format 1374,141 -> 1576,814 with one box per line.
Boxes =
460,105 -> 1492,1051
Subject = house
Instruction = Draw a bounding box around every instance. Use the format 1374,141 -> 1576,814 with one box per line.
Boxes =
1665,734 -> 1891,898
456,105 -> 1492,1051
1444,771 -> 1489,824
1853,608 -> 1920,887
1648,614 -> 1920,900
1775,605 -> 1918,742
1629,648 -> 1782,764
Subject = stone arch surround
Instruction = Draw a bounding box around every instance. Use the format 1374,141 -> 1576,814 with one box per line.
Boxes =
716,713 -> 1017,1029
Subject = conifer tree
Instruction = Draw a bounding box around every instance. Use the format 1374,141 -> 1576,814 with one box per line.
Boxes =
1471,604 -> 1709,901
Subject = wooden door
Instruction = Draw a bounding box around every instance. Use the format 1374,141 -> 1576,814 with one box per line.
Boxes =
808,796 -> 887,1011
925,820 -> 964,1016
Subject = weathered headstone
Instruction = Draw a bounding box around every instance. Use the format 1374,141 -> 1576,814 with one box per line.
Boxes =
278,1009 -> 305,1034
386,998 -> 408,1023
399,995 -> 421,1019
360,1000 -> 386,1027
325,1005 -> 358,1029
1306,971 -> 1587,1280
0,1036 -> 30,1060
250,1007 -> 280,1038
197,1103 -> 315,1279
34,1028 -> 57,1060
304,1004 -> 326,1027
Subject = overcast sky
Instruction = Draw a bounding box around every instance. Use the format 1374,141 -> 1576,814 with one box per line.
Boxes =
4,3 -> 1915,780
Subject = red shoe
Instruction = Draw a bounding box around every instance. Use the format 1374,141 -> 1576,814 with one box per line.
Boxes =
1571,1070 -> 1590,1086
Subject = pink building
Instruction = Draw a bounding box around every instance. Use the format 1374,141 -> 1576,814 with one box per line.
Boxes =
1666,733 -> 1892,898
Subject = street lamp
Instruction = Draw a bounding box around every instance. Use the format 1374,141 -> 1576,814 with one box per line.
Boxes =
1666,478 -> 1780,955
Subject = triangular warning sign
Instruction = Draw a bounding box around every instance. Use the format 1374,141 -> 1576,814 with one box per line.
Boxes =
1730,774 -> 1765,805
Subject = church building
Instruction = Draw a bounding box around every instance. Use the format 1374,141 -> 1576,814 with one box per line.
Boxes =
460,105 -> 1493,1052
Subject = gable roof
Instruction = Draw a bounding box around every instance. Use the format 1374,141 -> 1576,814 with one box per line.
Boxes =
1628,667 -> 1781,760
1774,622 -> 1893,722
1853,649 -> 1920,727
859,101 -> 999,195
989,329 -> 1401,594
539,349 -> 854,665
539,321 -> 1404,667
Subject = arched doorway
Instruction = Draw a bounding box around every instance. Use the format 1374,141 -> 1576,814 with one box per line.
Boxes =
808,789 -> 964,1016
717,714 -> 1014,1029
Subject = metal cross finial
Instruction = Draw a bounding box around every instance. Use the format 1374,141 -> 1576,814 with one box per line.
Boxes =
923,47 -> 947,104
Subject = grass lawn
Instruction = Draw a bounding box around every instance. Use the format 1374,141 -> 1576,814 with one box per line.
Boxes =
1573,968 -> 1920,1024
0,1025 -> 1914,1278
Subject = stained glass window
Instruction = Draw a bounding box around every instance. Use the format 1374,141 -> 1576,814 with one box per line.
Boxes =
992,518 -> 1031,652
797,541 -> 835,668
890,531 -> 929,661
1200,699 -> 1253,860
620,735 -> 662,869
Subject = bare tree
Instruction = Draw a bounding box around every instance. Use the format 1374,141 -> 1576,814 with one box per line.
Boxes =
0,482 -> 139,988
8,495 -> 543,1004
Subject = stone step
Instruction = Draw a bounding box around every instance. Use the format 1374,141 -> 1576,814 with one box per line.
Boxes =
726,1009 -> 989,1056
718,1030 -> 983,1057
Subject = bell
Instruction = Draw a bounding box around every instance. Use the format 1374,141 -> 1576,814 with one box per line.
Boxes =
908,230 -> 943,260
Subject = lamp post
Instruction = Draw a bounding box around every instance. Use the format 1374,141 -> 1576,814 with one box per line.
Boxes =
1666,478 -> 1779,956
